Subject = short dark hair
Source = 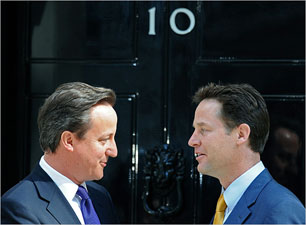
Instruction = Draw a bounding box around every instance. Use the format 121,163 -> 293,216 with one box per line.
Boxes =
37,82 -> 116,153
192,83 -> 270,154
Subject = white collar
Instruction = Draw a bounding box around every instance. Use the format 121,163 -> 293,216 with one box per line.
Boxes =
223,161 -> 265,217
39,155 -> 87,202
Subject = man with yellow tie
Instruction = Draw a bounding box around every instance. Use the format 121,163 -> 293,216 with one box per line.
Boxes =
188,83 -> 305,224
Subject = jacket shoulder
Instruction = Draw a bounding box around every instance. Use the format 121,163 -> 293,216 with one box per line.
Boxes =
258,179 -> 305,223
248,171 -> 305,224
1,176 -> 47,224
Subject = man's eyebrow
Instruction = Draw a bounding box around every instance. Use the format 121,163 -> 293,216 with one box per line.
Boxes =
98,132 -> 113,139
192,122 -> 208,128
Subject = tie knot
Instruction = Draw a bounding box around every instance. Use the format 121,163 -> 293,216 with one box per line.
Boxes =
77,186 -> 89,200
216,194 -> 227,212
76,185 -> 101,224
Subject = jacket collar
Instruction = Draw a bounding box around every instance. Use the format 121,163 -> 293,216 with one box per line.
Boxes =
31,164 -> 81,224
224,169 -> 272,224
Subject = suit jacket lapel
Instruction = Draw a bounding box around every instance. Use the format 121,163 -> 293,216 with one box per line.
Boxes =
224,195 -> 251,224
224,169 -> 272,224
31,165 -> 81,224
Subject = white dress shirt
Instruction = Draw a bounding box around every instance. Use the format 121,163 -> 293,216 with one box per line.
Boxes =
39,156 -> 86,224
221,161 -> 265,224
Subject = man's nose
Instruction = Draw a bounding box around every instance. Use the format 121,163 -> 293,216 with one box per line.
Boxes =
106,140 -> 118,158
188,131 -> 200,147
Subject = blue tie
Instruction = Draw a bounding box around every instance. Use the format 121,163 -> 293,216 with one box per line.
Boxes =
77,186 -> 101,224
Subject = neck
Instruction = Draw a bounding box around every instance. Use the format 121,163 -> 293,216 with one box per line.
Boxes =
44,150 -> 82,185
220,152 -> 260,189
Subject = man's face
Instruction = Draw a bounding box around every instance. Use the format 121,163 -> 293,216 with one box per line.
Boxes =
188,99 -> 237,178
73,103 -> 118,183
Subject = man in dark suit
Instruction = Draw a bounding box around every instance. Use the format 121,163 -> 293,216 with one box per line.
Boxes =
1,82 -> 120,224
188,83 -> 305,224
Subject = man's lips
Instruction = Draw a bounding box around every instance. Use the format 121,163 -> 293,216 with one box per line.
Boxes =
100,162 -> 107,167
195,153 -> 206,160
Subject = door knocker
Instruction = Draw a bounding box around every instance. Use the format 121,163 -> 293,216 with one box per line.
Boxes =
143,144 -> 185,218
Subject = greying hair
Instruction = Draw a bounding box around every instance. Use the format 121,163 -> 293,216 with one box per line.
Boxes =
37,82 -> 116,153
193,83 -> 270,154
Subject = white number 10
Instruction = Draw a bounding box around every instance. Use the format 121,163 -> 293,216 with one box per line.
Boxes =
148,7 -> 196,36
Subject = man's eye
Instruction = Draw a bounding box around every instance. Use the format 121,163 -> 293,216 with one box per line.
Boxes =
200,129 -> 206,134
99,137 -> 109,143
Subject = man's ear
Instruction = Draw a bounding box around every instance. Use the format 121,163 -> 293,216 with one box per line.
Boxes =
61,131 -> 74,152
237,123 -> 251,145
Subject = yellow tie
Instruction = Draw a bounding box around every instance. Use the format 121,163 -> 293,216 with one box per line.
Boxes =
213,193 -> 227,224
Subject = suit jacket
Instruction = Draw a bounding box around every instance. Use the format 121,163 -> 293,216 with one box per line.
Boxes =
1,164 -> 119,224
211,169 -> 305,224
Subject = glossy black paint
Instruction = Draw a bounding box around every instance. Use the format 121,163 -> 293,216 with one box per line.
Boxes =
2,1 -> 305,224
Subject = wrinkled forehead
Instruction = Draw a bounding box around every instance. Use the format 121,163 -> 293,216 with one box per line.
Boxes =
91,103 -> 117,118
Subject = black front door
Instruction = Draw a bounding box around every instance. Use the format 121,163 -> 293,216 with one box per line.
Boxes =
2,1 -> 305,223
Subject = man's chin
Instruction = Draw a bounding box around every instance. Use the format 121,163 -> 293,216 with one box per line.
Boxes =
197,165 -> 205,174
92,172 -> 104,181
197,165 -> 211,176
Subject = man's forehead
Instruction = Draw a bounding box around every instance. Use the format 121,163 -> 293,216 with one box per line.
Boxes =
195,99 -> 222,116
198,98 -> 221,108
193,100 -> 224,127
